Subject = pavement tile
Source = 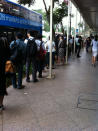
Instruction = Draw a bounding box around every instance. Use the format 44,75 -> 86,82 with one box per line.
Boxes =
3,120 -> 40,131
0,112 -> 3,125
3,51 -> 98,131
3,104 -> 36,124
26,93 -> 63,119
38,111 -> 81,131
83,125 -> 98,131
65,108 -> 96,129
0,124 -> 3,131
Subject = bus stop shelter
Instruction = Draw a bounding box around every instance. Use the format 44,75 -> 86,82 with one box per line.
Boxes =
72,0 -> 98,33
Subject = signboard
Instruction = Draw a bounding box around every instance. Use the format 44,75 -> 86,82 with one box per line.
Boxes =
0,13 -> 42,30
76,29 -> 79,33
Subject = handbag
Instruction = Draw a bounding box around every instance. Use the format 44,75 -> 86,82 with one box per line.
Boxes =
5,60 -> 16,74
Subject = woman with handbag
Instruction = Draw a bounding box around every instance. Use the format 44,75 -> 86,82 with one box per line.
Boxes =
58,36 -> 65,65
0,33 -> 9,110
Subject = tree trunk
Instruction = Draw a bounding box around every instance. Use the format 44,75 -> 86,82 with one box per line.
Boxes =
69,13 -> 71,36
43,0 -> 55,39
43,0 -> 48,13
61,21 -> 64,35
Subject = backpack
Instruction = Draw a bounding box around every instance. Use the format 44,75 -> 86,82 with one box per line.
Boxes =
10,41 -> 26,65
37,42 -> 45,60
26,39 -> 37,58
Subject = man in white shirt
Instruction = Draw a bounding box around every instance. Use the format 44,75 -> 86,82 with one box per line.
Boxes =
45,37 -> 56,69
35,34 -> 45,78
25,30 -> 38,83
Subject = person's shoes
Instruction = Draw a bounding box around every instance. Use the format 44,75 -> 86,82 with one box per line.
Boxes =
17,85 -> 25,89
0,105 -> 5,111
47,67 -> 49,69
33,79 -> 39,83
13,85 -> 17,89
26,79 -> 30,83
38,75 -> 42,78
77,56 -> 81,58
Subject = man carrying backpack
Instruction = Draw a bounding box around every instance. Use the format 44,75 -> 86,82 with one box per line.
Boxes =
35,34 -> 45,78
25,30 -> 38,83
10,32 -> 26,89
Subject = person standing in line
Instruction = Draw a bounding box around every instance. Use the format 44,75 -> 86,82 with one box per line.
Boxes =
55,35 -> 60,62
35,34 -> 45,78
10,33 -> 26,89
25,30 -> 38,83
75,35 -> 79,54
91,36 -> 98,67
69,36 -> 73,56
45,36 -> 56,69
58,36 -> 65,65
0,34 -> 9,110
76,36 -> 82,58
86,37 -> 91,53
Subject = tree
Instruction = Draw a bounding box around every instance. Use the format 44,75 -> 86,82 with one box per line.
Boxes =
34,9 -> 50,32
42,1 -> 68,36
18,0 -> 68,36
78,22 -> 84,33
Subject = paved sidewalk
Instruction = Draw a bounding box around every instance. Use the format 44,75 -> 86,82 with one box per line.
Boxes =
0,50 -> 98,131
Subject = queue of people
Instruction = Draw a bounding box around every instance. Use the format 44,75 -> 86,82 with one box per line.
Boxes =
0,31 -> 85,111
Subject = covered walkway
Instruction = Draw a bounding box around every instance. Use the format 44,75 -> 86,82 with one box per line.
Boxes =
72,0 -> 98,32
0,50 -> 98,130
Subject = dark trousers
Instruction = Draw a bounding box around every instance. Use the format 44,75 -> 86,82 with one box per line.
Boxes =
37,60 -> 44,76
86,45 -> 90,52
12,64 -> 23,88
46,52 -> 55,67
26,58 -> 37,81
77,45 -> 81,57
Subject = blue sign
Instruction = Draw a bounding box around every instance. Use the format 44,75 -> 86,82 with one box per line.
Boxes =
0,13 -> 42,31
76,29 -> 79,33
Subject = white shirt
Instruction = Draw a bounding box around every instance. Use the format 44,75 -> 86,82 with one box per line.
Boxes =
24,36 -> 34,44
69,39 -> 73,44
35,40 -> 45,51
45,40 -> 55,52
75,38 -> 79,43
91,40 -> 98,52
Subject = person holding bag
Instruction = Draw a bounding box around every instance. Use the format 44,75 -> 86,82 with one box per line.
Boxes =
10,32 -> 26,89
0,33 -> 9,110
35,34 -> 45,78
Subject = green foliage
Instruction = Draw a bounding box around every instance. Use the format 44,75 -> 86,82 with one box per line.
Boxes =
44,22 -> 50,32
53,2 -> 68,25
18,0 -> 68,34
34,9 -> 47,21
34,9 -> 50,32
78,22 -> 83,28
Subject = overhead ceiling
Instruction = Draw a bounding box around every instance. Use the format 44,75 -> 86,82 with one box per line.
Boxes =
72,0 -> 98,32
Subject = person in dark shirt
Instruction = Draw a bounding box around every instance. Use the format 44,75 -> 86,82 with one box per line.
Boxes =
77,36 -> 82,58
0,34 -> 9,110
86,37 -> 91,52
